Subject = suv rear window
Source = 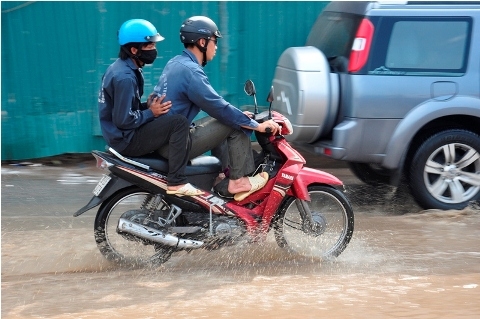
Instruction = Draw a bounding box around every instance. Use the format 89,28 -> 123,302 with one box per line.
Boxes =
306,11 -> 362,59
368,17 -> 472,76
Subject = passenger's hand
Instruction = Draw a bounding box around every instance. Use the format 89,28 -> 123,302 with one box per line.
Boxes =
146,92 -> 156,106
257,119 -> 280,135
243,111 -> 254,118
149,94 -> 172,117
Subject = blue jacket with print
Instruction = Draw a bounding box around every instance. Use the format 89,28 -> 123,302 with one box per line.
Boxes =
153,49 -> 258,135
98,58 -> 154,152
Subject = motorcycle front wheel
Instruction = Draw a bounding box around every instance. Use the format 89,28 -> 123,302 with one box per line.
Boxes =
273,185 -> 354,259
94,187 -> 174,266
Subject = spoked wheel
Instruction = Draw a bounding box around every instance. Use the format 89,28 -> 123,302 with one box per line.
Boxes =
409,130 -> 480,210
94,187 -> 174,266
273,185 -> 354,259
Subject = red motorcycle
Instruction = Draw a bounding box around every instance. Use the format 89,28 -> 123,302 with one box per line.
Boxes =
74,80 -> 354,266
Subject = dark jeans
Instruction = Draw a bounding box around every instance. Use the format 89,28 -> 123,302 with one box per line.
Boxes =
162,116 -> 255,180
120,114 -> 190,186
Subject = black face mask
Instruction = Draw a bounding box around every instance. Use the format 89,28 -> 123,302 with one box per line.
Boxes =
138,49 -> 157,64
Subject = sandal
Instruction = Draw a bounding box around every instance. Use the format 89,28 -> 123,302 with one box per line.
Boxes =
233,172 -> 269,201
166,183 -> 204,197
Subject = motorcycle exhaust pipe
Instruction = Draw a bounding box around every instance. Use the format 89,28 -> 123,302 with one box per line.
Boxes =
117,217 -> 203,249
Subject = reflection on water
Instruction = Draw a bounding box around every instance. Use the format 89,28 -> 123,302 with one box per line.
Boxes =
1,166 -> 479,318
2,208 -> 479,318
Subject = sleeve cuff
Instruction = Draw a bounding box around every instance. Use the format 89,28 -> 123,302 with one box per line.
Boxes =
144,108 -> 155,120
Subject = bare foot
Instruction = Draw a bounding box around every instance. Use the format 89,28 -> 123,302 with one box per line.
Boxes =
228,173 -> 269,194
230,172 -> 269,201
227,177 -> 252,194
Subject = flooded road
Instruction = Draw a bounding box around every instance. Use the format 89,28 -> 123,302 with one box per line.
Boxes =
2,158 -> 479,318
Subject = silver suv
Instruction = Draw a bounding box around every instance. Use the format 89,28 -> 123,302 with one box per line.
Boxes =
271,1 -> 480,210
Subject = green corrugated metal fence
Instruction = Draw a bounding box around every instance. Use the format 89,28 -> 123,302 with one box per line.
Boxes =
1,1 -> 328,160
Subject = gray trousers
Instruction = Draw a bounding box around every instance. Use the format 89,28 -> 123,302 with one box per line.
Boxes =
162,116 -> 255,180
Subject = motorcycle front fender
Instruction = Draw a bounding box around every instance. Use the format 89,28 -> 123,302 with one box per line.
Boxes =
73,175 -> 133,217
290,167 -> 344,201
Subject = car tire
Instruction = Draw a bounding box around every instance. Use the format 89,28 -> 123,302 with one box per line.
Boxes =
409,129 -> 480,210
348,162 -> 391,185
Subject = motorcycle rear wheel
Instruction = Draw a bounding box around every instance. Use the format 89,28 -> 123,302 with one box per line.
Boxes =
273,185 -> 354,259
94,187 -> 174,267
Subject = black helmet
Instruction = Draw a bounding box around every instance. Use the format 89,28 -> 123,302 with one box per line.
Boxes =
180,16 -> 222,44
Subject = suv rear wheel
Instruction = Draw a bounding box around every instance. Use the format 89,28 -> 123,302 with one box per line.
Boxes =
409,129 -> 480,210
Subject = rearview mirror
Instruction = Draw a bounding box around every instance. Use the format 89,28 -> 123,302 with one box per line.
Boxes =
244,80 -> 256,96
266,86 -> 274,103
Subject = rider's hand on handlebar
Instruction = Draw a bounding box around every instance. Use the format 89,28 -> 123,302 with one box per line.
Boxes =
257,119 -> 280,135
149,94 -> 172,117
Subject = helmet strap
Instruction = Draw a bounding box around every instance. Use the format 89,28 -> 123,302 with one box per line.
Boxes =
201,51 -> 207,67
194,39 -> 209,67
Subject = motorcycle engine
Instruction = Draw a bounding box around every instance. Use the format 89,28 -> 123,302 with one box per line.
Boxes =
181,212 -> 245,249
212,217 -> 243,238
206,216 -> 245,249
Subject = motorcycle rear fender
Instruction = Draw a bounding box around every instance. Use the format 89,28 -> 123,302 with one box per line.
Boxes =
73,175 -> 133,217
290,167 -> 344,200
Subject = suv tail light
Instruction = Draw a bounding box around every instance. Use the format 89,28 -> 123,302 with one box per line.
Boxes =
348,18 -> 374,73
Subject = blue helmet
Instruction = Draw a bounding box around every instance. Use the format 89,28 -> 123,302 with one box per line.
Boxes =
118,19 -> 164,45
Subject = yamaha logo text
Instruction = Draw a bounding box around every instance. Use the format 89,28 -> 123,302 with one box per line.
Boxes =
281,173 -> 294,181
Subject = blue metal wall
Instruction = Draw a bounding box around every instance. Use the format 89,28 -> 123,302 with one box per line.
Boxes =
1,1 -> 328,160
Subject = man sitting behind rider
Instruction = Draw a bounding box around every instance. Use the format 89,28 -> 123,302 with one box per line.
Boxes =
98,19 -> 202,196
153,16 -> 280,201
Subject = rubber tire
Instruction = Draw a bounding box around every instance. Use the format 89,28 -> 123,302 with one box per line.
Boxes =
94,187 -> 173,266
273,185 -> 354,259
409,129 -> 480,210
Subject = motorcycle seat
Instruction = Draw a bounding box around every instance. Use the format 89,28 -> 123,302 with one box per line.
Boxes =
114,151 -> 222,176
